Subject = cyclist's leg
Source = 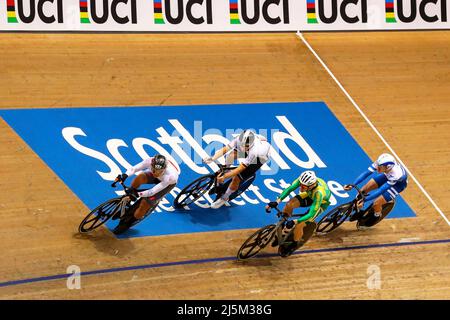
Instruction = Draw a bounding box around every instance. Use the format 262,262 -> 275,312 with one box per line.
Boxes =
352,173 -> 388,220
222,159 -> 263,200
271,196 -> 301,247
357,195 -> 388,229
287,196 -> 313,242
128,171 -> 161,220
372,180 -> 406,219
131,172 -> 150,189
358,181 -> 406,228
131,170 -> 161,189
135,183 -> 176,219
225,149 -> 238,167
282,195 -> 302,216
222,175 -> 241,200
209,150 -> 237,197
134,199 -> 151,220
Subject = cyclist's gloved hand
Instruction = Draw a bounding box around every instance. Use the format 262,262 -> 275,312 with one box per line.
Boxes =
268,201 -> 279,208
203,157 -> 213,164
265,201 -> 278,213
116,173 -> 128,182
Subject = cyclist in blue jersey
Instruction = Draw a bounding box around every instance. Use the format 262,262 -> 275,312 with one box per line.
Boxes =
344,153 -> 408,228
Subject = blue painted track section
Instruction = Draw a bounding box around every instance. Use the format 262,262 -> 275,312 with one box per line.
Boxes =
0,102 -> 415,238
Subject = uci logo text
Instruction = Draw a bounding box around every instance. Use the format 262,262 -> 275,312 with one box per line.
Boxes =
6,0 -> 63,24
307,0 -> 368,24
385,0 -> 447,23
153,0 -> 213,25
79,0 -> 137,25
230,0 -> 290,25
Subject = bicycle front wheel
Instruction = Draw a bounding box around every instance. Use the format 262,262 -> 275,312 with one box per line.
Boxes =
237,224 -> 277,260
316,203 -> 352,235
78,198 -> 122,233
174,175 -> 215,209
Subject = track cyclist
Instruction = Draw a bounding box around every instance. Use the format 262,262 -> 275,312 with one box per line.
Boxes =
113,154 -> 180,234
203,129 -> 271,209
343,153 -> 408,228
266,170 -> 331,252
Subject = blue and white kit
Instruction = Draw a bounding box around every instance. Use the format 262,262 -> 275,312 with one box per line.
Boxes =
353,161 -> 408,202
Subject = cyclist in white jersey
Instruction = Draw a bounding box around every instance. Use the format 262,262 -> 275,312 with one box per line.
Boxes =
113,154 -> 180,233
203,130 -> 271,209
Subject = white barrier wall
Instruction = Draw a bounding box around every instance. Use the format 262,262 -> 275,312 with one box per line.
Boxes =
0,0 -> 449,32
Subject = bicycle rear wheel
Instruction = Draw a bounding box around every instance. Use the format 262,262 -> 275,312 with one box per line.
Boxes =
237,224 -> 276,260
174,175 -> 215,209
130,199 -> 157,227
357,200 -> 396,228
316,203 -> 352,235
278,221 -> 317,258
229,175 -> 255,201
78,198 -> 122,233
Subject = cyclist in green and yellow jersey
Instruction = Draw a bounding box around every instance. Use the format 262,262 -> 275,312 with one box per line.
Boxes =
266,171 -> 331,251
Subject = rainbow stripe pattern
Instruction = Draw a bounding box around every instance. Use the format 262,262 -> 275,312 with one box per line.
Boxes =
230,0 -> 240,24
7,0 -> 18,23
80,0 -> 90,23
306,0 -> 318,24
385,0 -> 396,23
154,0 -> 164,24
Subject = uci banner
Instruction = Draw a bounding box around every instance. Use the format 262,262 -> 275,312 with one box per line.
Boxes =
0,102 -> 415,238
0,0 -> 448,32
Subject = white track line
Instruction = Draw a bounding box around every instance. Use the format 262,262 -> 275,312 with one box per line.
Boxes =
296,31 -> 449,226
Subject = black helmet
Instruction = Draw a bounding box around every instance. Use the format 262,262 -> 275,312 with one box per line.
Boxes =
152,154 -> 167,171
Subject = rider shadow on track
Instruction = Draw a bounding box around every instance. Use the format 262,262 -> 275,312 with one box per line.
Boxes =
73,230 -> 136,257
316,225 -> 372,244
173,206 -> 233,227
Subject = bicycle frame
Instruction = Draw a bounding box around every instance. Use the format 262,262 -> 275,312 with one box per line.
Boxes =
341,184 -> 366,217
267,206 -> 305,247
111,179 -> 150,219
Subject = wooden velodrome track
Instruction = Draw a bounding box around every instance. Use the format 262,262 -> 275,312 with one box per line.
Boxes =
0,31 -> 449,299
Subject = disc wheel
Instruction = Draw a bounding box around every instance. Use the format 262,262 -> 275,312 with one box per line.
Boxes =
357,201 -> 396,228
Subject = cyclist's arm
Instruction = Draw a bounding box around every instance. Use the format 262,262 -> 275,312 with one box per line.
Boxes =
125,158 -> 153,176
138,176 -> 177,198
277,179 -> 300,202
364,181 -> 393,201
220,163 -> 246,180
210,145 -> 232,162
353,163 -> 377,185
296,190 -> 323,223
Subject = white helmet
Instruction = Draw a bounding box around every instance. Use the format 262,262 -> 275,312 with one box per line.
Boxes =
377,153 -> 396,169
238,130 -> 255,150
299,170 -> 317,187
